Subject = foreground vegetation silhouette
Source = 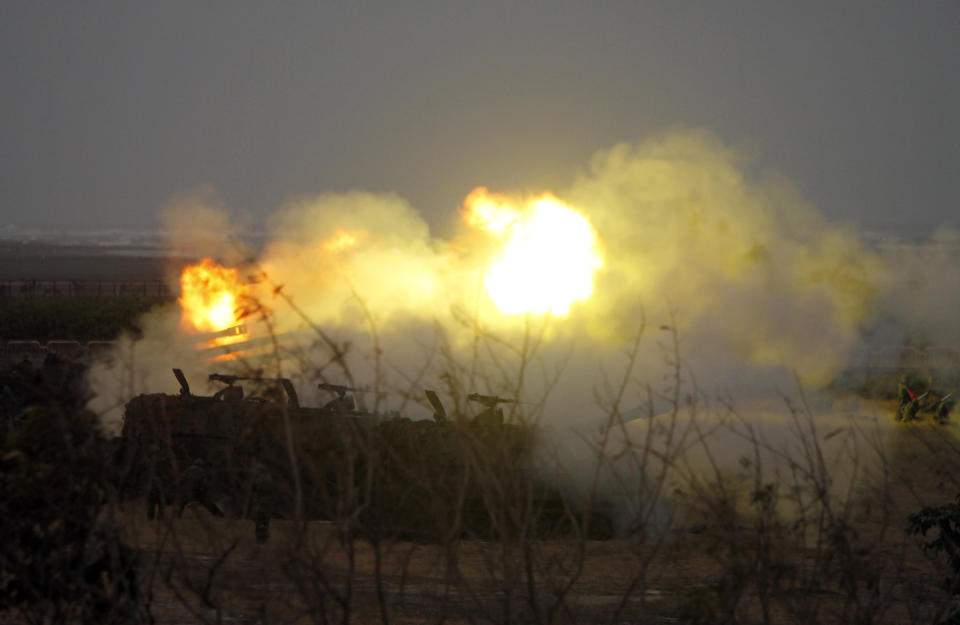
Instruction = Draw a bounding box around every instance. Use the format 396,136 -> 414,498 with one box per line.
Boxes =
5,292 -> 960,623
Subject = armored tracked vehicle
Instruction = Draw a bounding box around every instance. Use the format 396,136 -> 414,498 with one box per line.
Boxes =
119,370 -> 612,540
118,369 -> 375,520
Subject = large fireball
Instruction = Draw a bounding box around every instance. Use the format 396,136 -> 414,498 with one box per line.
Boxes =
179,258 -> 249,332
463,187 -> 603,316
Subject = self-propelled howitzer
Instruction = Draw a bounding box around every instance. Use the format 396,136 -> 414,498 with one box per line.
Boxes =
118,368 -> 374,519
118,370 -> 612,539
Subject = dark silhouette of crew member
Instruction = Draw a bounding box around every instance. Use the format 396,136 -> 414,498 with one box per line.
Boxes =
178,458 -> 222,517
250,461 -> 274,544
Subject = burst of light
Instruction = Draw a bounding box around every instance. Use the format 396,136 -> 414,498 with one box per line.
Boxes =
323,229 -> 366,253
462,187 -> 603,316
179,258 -> 250,332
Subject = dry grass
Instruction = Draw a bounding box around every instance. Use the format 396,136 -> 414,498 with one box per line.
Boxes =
101,402 -> 960,625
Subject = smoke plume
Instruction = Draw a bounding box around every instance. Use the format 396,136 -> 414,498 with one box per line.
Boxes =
90,129 -> 893,430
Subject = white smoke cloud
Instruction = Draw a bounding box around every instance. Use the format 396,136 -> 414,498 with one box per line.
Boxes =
87,129 -> 956,537
90,130 -> 895,429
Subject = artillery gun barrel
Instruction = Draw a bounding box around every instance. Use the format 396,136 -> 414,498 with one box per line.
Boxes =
318,382 -> 363,399
318,382 -> 360,392
467,392 -> 516,406
209,373 -> 289,384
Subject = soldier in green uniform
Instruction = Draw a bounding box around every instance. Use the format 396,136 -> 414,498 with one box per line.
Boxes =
145,444 -> 167,520
904,397 -> 922,422
896,375 -> 915,421
250,461 -> 274,544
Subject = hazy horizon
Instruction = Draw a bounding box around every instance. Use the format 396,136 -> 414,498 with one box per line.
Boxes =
2,3 -> 959,233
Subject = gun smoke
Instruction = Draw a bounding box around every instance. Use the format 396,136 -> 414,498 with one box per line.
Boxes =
87,129 -> 955,534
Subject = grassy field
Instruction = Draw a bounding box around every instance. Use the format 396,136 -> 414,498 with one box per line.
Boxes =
0,295 -> 169,341
101,412 -> 960,625
4,302 -> 960,624
6,388 -> 960,624
120,422 -> 958,625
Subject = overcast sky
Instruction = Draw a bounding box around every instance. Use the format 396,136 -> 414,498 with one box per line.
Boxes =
1,2 -> 958,233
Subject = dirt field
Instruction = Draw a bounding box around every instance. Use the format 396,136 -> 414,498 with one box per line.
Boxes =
118,412 -> 960,625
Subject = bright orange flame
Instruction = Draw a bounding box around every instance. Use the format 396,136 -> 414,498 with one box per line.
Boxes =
196,326 -> 248,350
462,187 -> 603,316
179,258 -> 250,332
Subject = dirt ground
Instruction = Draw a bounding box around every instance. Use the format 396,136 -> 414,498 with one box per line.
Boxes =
118,411 -> 960,625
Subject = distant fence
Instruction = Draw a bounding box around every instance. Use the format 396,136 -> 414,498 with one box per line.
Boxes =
0,280 -> 172,298
2,327 -> 249,367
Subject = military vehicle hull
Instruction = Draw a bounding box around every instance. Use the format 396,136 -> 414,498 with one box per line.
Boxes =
119,370 -> 612,540
117,371 -> 375,520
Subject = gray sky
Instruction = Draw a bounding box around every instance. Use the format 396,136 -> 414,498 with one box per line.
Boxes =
2,1 -> 958,232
